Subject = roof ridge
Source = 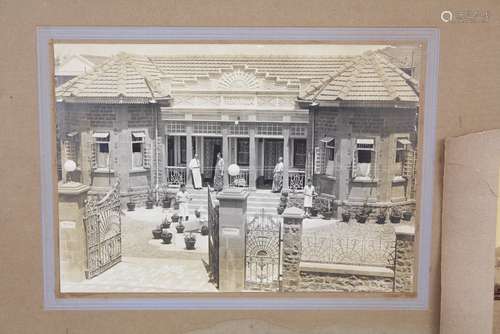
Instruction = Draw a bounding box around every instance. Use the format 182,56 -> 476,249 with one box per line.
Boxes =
372,55 -> 399,100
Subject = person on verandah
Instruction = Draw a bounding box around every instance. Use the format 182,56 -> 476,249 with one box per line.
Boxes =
213,152 -> 224,192
272,157 -> 284,193
176,184 -> 192,222
189,153 -> 202,189
303,178 -> 317,218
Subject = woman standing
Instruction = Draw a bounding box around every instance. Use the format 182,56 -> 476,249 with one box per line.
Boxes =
272,157 -> 284,193
303,178 -> 317,218
213,152 -> 224,192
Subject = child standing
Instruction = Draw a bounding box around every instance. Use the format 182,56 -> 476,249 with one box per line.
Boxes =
303,178 -> 317,218
176,184 -> 192,222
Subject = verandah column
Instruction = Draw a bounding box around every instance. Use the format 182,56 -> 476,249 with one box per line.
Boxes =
186,124 -> 193,188
222,126 -> 229,188
282,126 -> 290,191
249,124 -> 256,190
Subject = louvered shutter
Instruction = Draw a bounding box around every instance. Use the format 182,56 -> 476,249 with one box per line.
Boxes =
314,146 -> 325,174
143,142 -> 152,169
351,143 -> 358,179
90,142 -> 97,169
402,148 -> 416,179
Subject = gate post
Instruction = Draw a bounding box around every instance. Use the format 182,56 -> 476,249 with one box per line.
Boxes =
58,181 -> 90,283
216,188 -> 249,292
394,224 -> 416,292
281,207 -> 304,292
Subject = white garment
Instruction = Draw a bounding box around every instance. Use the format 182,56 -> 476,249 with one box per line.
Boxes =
274,162 -> 284,173
176,190 -> 191,217
303,185 -> 316,208
189,158 -> 202,188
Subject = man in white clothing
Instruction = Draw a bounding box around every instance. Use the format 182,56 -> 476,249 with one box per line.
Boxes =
189,153 -> 202,189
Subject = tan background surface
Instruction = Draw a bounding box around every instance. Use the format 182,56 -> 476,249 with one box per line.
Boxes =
1,0 -> 499,333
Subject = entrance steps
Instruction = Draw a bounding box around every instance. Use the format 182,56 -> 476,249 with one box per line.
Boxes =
186,188 -> 282,219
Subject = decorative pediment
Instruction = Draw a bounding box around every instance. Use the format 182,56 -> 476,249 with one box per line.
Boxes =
217,70 -> 259,90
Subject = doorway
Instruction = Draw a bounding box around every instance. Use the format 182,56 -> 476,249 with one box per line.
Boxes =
203,137 -> 222,185
261,138 -> 284,188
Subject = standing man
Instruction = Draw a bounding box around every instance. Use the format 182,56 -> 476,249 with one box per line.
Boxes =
272,157 -> 284,193
303,178 -> 317,218
176,184 -> 192,222
189,153 -> 202,189
213,152 -> 224,192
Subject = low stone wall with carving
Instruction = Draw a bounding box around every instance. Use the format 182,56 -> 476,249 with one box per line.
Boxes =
394,225 -> 415,292
297,262 -> 394,292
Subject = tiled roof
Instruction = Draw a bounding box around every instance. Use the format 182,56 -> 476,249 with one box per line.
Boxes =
300,52 -> 419,103
80,54 -> 109,66
56,53 -> 169,103
149,55 -> 354,88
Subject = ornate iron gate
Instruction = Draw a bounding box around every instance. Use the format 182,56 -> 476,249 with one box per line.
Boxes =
83,181 -> 122,279
244,210 -> 282,291
207,188 -> 219,288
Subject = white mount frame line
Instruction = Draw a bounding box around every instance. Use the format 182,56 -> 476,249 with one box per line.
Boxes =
37,27 -> 439,310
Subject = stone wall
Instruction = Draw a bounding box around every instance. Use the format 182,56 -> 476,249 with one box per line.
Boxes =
394,225 -> 416,292
298,266 -> 394,292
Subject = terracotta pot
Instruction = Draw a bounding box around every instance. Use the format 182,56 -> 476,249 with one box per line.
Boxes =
146,200 -> 154,209
356,214 -> 368,224
126,202 -> 135,211
160,221 -> 171,229
277,206 -> 285,215
200,225 -> 209,236
390,215 -> 401,224
176,224 -> 185,233
376,215 -> 386,224
185,238 -> 196,250
161,232 -> 173,244
152,229 -> 162,239
321,212 -> 333,220
402,211 -> 413,221
171,215 -> 179,223
341,212 -> 351,222
162,199 -> 171,209
310,208 -> 319,217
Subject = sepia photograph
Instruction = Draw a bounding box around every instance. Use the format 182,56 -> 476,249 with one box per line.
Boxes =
54,42 -> 422,294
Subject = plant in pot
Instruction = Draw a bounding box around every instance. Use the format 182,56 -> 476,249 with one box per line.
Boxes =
145,189 -> 154,209
389,206 -> 402,224
152,226 -> 162,239
376,208 -> 387,224
176,222 -> 185,234
161,231 -> 173,244
126,198 -> 136,211
160,216 -> 171,230
162,192 -> 173,209
184,232 -> 196,250
171,213 -> 179,223
341,210 -> 351,223
402,209 -> 413,221
200,225 -> 209,236
355,203 -> 372,224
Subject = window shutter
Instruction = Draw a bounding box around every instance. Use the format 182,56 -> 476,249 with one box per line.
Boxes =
351,146 -> 358,179
314,146 -> 324,174
143,142 -> 152,169
402,148 -> 416,179
90,142 -> 97,169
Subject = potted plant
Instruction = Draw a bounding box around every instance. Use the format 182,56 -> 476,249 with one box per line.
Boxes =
126,199 -> 136,211
171,213 -> 179,223
321,209 -> 333,220
200,225 -> 209,236
376,208 -> 387,224
184,233 -> 196,250
355,203 -> 372,224
390,206 -> 402,224
176,222 -> 185,234
145,189 -> 154,209
341,211 -> 351,223
152,227 -> 162,239
277,204 -> 286,215
160,216 -> 171,230
402,210 -> 413,221
161,231 -> 173,244
162,193 -> 172,209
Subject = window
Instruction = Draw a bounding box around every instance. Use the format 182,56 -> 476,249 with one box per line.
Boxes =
92,132 -> 110,169
319,136 -> 335,175
180,136 -> 186,164
131,131 -> 145,168
64,131 -> 80,166
237,138 -> 249,166
167,136 -> 175,166
293,139 -> 307,168
353,138 -> 375,179
395,137 -> 412,177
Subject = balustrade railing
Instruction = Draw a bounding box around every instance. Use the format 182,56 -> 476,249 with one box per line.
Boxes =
288,170 -> 305,191
165,166 -> 187,186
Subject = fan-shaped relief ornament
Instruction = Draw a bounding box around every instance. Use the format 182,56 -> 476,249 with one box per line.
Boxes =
217,70 -> 260,90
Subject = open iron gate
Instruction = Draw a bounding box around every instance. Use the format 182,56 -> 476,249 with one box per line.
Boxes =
83,181 -> 122,279
207,188 -> 220,288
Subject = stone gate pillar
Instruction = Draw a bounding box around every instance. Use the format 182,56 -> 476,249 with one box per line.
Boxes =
394,224 -> 415,292
58,181 -> 90,283
216,188 -> 249,292
281,207 -> 304,292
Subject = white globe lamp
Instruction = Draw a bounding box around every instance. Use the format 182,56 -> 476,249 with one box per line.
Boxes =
63,159 -> 77,182
227,164 -> 240,177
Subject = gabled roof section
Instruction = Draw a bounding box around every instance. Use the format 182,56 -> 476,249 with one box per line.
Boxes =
300,52 -> 419,104
56,53 -> 169,104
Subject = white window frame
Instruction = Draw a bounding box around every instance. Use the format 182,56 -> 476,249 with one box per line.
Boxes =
131,131 -> 146,169
92,132 -> 110,170
353,138 -> 375,180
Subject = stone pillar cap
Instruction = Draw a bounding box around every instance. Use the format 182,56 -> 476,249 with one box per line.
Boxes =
216,188 -> 250,200
283,206 -> 304,219
394,224 -> 415,236
58,181 -> 90,195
